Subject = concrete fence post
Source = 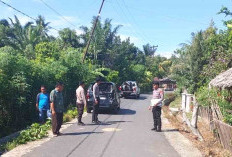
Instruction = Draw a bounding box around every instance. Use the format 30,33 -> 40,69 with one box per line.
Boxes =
186,94 -> 193,113
181,93 -> 186,111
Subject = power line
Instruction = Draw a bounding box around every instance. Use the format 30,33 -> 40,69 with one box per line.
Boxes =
0,0 -> 59,31
39,0 -> 79,29
118,3 -> 209,26
121,0 -> 151,43
110,0 -> 148,44
0,0 -> 36,21
114,0 -> 150,44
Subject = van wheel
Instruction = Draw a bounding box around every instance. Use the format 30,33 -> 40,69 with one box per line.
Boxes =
112,107 -> 119,114
87,108 -> 91,113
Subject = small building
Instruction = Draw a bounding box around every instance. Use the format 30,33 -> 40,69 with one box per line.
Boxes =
154,77 -> 176,91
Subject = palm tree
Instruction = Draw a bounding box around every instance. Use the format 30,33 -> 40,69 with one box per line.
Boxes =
0,15 -> 51,55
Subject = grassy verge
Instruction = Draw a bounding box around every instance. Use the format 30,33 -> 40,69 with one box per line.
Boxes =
169,96 -> 181,108
0,107 -> 78,153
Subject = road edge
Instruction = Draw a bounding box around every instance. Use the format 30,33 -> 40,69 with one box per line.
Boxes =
2,112 -> 88,157
162,116 -> 202,157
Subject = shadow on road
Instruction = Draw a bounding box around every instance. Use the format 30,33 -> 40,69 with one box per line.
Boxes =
105,120 -> 132,124
85,123 -> 112,126
161,129 -> 179,132
62,131 -> 103,136
117,108 -> 136,115
99,108 -> 136,115
123,95 -> 148,100
85,120 -> 132,126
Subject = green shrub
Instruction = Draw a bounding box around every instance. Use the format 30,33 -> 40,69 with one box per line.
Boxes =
196,86 -> 232,125
0,107 -> 78,153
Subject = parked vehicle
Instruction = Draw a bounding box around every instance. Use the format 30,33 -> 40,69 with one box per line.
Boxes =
86,82 -> 120,113
119,81 -> 140,99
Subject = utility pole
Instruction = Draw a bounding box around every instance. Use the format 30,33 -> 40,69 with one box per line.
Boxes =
82,0 -> 105,63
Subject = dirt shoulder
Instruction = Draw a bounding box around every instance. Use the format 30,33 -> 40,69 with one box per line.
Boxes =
163,106 -> 232,157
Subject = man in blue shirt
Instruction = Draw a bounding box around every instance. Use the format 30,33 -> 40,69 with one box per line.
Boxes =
36,85 -> 51,123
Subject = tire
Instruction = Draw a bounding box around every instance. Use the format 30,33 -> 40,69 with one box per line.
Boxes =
87,108 -> 91,113
112,106 -> 119,114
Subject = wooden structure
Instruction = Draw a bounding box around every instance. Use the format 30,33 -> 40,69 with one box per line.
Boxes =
198,68 -> 232,153
209,68 -> 232,90
158,78 -> 176,91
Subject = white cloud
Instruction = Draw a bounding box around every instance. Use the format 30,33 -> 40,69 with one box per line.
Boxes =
120,34 -> 140,44
48,29 -> 59,37
46,16 -> 81,37
156,51 -> 174,59
49,16 -> 80,28
16,16 -> 32,25
75,29 -> 84,35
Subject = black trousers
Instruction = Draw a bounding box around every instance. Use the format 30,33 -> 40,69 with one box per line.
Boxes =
92,97 -> 100,122
52,112 -> 63,134
77,103 -> 84,122
152,106 -> 162,129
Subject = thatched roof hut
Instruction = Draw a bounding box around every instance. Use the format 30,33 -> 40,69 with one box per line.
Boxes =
209,68 -> 232,89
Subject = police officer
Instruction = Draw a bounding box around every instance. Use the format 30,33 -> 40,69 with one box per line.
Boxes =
92,78 -> 101,124
149,81 -> 164,132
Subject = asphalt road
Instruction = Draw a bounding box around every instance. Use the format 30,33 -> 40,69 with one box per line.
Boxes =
23,94 -> 180,157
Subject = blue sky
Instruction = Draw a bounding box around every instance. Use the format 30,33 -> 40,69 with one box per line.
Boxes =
0,0 -> 232,57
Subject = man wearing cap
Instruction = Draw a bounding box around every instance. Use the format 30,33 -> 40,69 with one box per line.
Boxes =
76,81 -> 87,126
92,78 -> 101,124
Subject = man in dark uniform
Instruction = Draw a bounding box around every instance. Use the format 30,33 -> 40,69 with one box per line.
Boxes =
92,78 -> 101,124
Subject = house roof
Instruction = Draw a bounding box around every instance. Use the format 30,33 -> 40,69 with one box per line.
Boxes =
209,68 -> 232,89
159,78 -> 176,83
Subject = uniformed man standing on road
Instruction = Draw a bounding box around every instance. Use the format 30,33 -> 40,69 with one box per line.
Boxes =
92,78 -> 101,124
76,81 -> 87,126
149,81 -> 164,132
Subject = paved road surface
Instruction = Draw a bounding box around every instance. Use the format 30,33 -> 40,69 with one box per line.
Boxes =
24,94 -> 180,157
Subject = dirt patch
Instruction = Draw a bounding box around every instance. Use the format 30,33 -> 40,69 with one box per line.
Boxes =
163,106 -> 232,157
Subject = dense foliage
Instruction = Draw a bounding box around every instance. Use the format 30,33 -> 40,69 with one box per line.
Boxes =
0,16 -> 170,137
168,7 -> 232,124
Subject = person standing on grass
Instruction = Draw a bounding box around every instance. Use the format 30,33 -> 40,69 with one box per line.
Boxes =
36,85 -> 51,123
76,81 -> 87,126
92,78 -> 101,124
149,82 -> 164,132
50,82 -> 64,136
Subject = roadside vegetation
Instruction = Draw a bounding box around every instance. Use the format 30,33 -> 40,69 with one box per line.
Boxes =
168,96 -> 181,109
0,107 -> 77,153
0,15 -> 171,139
167,6 -> 232,125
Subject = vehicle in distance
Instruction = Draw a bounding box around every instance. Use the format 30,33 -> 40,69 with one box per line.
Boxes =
86,82 -> 120,114
119,81 -> 140,99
